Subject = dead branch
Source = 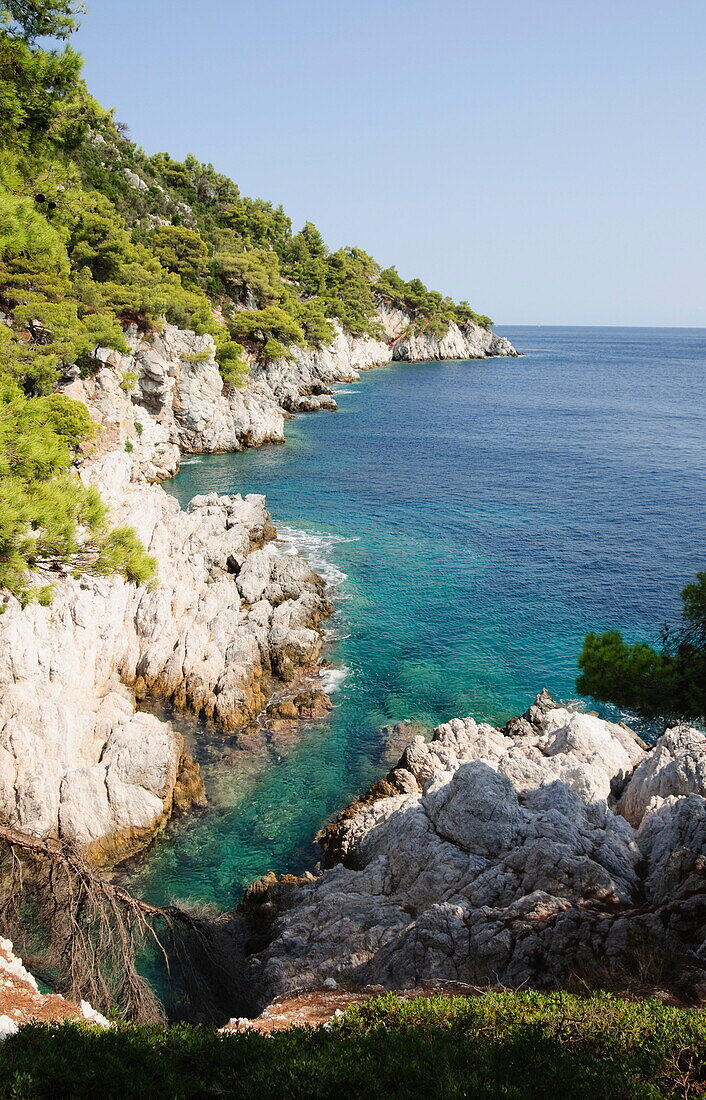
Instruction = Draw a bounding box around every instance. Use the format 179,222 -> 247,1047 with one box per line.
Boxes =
0,826 -> 229,1023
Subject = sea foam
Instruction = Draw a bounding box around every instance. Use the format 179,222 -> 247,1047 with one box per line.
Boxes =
276,525 -> 356,591
319,666 -> 349,694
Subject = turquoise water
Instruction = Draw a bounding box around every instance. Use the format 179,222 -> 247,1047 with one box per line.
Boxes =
121,326 -> 706,912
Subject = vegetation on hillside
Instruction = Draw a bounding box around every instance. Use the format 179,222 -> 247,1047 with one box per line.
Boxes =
1,992 -> 706,1098
0,0 -> 494,603
0,0 -> 159,601
578,571 -> 706,723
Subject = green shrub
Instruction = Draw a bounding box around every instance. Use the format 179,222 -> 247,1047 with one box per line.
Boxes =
227,305 -> 305,349
578,571 -> 706,723
215,340 -> 248,388
148,224 -> 208,287
32,392 -> 97,446
181,350 -> 211,363
1,993 -> 705,1099
93,525 -> 156,586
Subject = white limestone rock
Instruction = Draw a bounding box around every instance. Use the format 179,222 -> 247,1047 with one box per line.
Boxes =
242,698 -> 706,1006
0,1015 -> 18,1041
393,320 -> 518,363
0,307 -> 516,866
0,938 -> 110,1030
63,305 -> 517,465
618,724 -> 706,826
0,449 -> 329,865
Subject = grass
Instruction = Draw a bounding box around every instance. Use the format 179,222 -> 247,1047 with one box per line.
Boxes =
1,991 -> 705,1098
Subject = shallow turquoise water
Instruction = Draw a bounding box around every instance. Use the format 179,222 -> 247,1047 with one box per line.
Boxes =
121,326 -> 706,912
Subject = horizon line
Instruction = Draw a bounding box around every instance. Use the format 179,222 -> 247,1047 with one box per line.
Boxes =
495,323 -> 706,330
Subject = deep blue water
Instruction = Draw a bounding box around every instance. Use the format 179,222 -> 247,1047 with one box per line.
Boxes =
121,327 -> 706,911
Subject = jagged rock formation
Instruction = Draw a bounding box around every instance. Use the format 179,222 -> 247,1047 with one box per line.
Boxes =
376,299 -> 517,362
0,327 -> 336,865
0,449 -> 330,866
240,692 -> 706,1009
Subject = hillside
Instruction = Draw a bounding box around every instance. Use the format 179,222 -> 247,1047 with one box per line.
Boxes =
0,0 -> 515,605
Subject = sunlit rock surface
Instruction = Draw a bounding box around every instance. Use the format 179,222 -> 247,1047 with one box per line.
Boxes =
242,693 -> 706,1007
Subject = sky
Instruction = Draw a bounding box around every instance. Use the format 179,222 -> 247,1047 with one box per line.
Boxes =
74,0 -> 706,327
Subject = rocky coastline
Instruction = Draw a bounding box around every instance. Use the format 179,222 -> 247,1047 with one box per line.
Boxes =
0,308 -> 516,868
2,305 -> 705,1029
76,299 -> 517,460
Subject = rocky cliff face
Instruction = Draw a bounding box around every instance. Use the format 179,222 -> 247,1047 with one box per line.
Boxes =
76,305 -> 517,459
241,692 -> 706,1008
392,321 -> 516,362
0,938 -> 110,1037
0,329 -> 336,866
375,299 -> 517,362
0,451 -> 330,866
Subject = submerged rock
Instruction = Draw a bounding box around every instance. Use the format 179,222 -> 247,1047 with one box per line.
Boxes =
377,720 -> 430,766
241,696 -> 706,1009
266,689 -> 332,724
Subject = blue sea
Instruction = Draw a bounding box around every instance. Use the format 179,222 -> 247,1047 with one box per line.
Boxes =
120,327 -> 706,911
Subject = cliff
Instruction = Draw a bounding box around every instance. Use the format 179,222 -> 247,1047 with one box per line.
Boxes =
0,326 -> 342,867
78,304 -> 517,459
240,691 -> 706,1009
376,299 -> 517,362
0,460 -> 330,866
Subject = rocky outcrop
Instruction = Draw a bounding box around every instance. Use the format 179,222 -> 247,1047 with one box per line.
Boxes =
67,304 -> 517,461
73,325 -> 287,458
374,299 -> 517,362
0,450 -> 330,868
0,299 -> 515,867
240,694 -> 706,1009
392,321 -> 516,363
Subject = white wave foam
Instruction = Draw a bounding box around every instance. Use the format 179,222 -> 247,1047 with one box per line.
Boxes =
319,667 -> 349,693
276,526 -> 353,697
276,525 -> 356,590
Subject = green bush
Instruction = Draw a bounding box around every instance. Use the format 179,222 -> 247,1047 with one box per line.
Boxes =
0,993 -> 705,1099
215,340 -> 248,387
0,380 -> 155,602
228,304 -> 305,349
578,571 -> 706,723
148,224 -> 208,287
93,525 -> 156,586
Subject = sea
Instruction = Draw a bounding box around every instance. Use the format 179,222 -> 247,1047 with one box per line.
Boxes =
119,326 -> 706,917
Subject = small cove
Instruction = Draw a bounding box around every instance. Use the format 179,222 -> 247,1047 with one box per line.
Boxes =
120,326 -> 706,915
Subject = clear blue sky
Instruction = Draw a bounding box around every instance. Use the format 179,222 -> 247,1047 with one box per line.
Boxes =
74,0 -> 706,326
